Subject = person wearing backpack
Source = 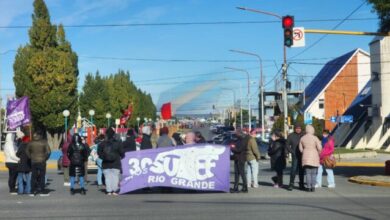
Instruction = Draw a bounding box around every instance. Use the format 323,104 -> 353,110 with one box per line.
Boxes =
67,134 -> 89,195
98,127 -> 125,195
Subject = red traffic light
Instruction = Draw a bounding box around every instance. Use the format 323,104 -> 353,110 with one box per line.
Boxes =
282,16 -> 294,28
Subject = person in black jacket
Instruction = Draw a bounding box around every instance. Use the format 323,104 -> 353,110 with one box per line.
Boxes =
286,124 -> 305,191
16,131 -> 32,195
268,129 -> 287,188
123,128 -> 137,153
230,130 -> 249,193
98,127 -> 125,195
67,134 -> 89,195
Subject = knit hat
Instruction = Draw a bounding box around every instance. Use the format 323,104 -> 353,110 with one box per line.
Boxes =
16,130 -> 25,139
294,123 -> 303,129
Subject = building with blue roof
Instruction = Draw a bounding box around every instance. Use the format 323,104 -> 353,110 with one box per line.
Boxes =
302,48 -> 371,131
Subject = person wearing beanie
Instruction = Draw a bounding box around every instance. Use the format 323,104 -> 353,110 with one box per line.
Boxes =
140,126 -> 153,150
286,123 -> 305,191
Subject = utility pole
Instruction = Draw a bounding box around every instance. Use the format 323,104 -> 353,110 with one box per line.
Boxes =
282,47 -> 289,137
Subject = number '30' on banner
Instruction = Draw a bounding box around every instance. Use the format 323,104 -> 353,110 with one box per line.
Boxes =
119,144 -> 230,194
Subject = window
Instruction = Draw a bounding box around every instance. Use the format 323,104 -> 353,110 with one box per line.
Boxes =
319,99 -> 324,109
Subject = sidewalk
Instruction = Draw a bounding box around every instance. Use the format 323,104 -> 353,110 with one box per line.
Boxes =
336,153 -> 390,187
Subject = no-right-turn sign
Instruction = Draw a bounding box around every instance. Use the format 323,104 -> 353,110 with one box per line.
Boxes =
292,27 -> 305,47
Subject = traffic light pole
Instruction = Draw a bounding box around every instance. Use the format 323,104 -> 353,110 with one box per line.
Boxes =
282,46 -> 289,137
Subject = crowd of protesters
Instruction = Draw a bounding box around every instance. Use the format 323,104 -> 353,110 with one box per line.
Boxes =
230,123 -> 336,193
3,122 -> 335,196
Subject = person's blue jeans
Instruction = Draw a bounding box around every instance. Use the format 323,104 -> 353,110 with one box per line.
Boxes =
103,169 -> 120,193
70,176 -> 85,189
17,172 -> 31,194
316,165 -> 335,186
246,160 -> 259,187
96,159 -> 103,186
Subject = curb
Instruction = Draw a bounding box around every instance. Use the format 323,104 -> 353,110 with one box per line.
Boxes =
337,162 -> 385,167
349,176 -> 390,187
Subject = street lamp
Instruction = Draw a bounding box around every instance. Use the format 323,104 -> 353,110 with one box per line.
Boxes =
63,110 -> 70,141
105,113 -> 111,128
228,49 -> 266,140
89,109 -> 95,125
144,117 -> 148,125
224,78 -> 243,130
234,7 -> 287,137
136,117 -> 140,128
225,66 -> 252,131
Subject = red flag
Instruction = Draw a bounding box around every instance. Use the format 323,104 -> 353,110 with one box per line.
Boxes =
161,102 -> 172,120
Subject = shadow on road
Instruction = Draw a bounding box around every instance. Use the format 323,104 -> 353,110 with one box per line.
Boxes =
143,200 -> 374,220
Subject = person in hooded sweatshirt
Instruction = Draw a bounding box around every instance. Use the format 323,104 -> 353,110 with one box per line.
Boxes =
98,127 -> 124,195
4,133 -> 20,195
299,125 -> 322,192
16,130 -> 32,195
140,126 -> 153,150
122,128 -> 137,152
67,133 -> 89,195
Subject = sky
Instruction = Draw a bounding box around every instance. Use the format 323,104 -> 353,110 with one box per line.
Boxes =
0,0 -> 380,115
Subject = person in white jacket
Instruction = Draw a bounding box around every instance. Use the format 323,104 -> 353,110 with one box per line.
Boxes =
4,133 -> 20,194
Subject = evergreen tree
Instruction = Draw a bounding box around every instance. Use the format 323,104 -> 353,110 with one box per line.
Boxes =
368,0 -> 390,32
79,70 -> 156,128
13,0 -> 78,149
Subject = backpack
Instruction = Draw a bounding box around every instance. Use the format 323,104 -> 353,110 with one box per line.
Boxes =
70,145 -> 83,166
102,141 -> 117,162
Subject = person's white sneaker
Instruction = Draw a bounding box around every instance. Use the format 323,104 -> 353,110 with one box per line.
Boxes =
64,182 -> 71,186
314,184 -> 321,188
328,184 -> 336,188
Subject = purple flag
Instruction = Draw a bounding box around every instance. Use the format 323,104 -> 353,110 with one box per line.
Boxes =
120,144 -> 230,194
6,96 -> 31,130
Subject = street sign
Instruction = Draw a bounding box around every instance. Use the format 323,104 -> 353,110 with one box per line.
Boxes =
341,115 -> 353,123
292,27 -> 305,47
304,112 -> 312,125
330,116 -> 337,123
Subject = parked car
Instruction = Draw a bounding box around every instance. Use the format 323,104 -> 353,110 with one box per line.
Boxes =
256,138 -> 270,160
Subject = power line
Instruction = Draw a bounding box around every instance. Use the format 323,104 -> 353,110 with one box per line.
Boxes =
0,18 -> 377,29
289,2 -> 366,59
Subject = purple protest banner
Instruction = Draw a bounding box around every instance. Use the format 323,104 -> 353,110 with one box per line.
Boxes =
6,96 -> 32,130
120,144 -> 230,194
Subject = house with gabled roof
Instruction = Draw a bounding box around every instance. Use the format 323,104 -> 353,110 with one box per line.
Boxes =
302,48 -> 371,131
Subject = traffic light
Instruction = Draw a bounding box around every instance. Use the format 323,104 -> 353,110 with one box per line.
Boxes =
282,15 -> 294,47
286,80 -> 291,90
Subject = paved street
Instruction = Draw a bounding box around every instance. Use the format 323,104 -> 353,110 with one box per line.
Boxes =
1,162 -> 389,220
